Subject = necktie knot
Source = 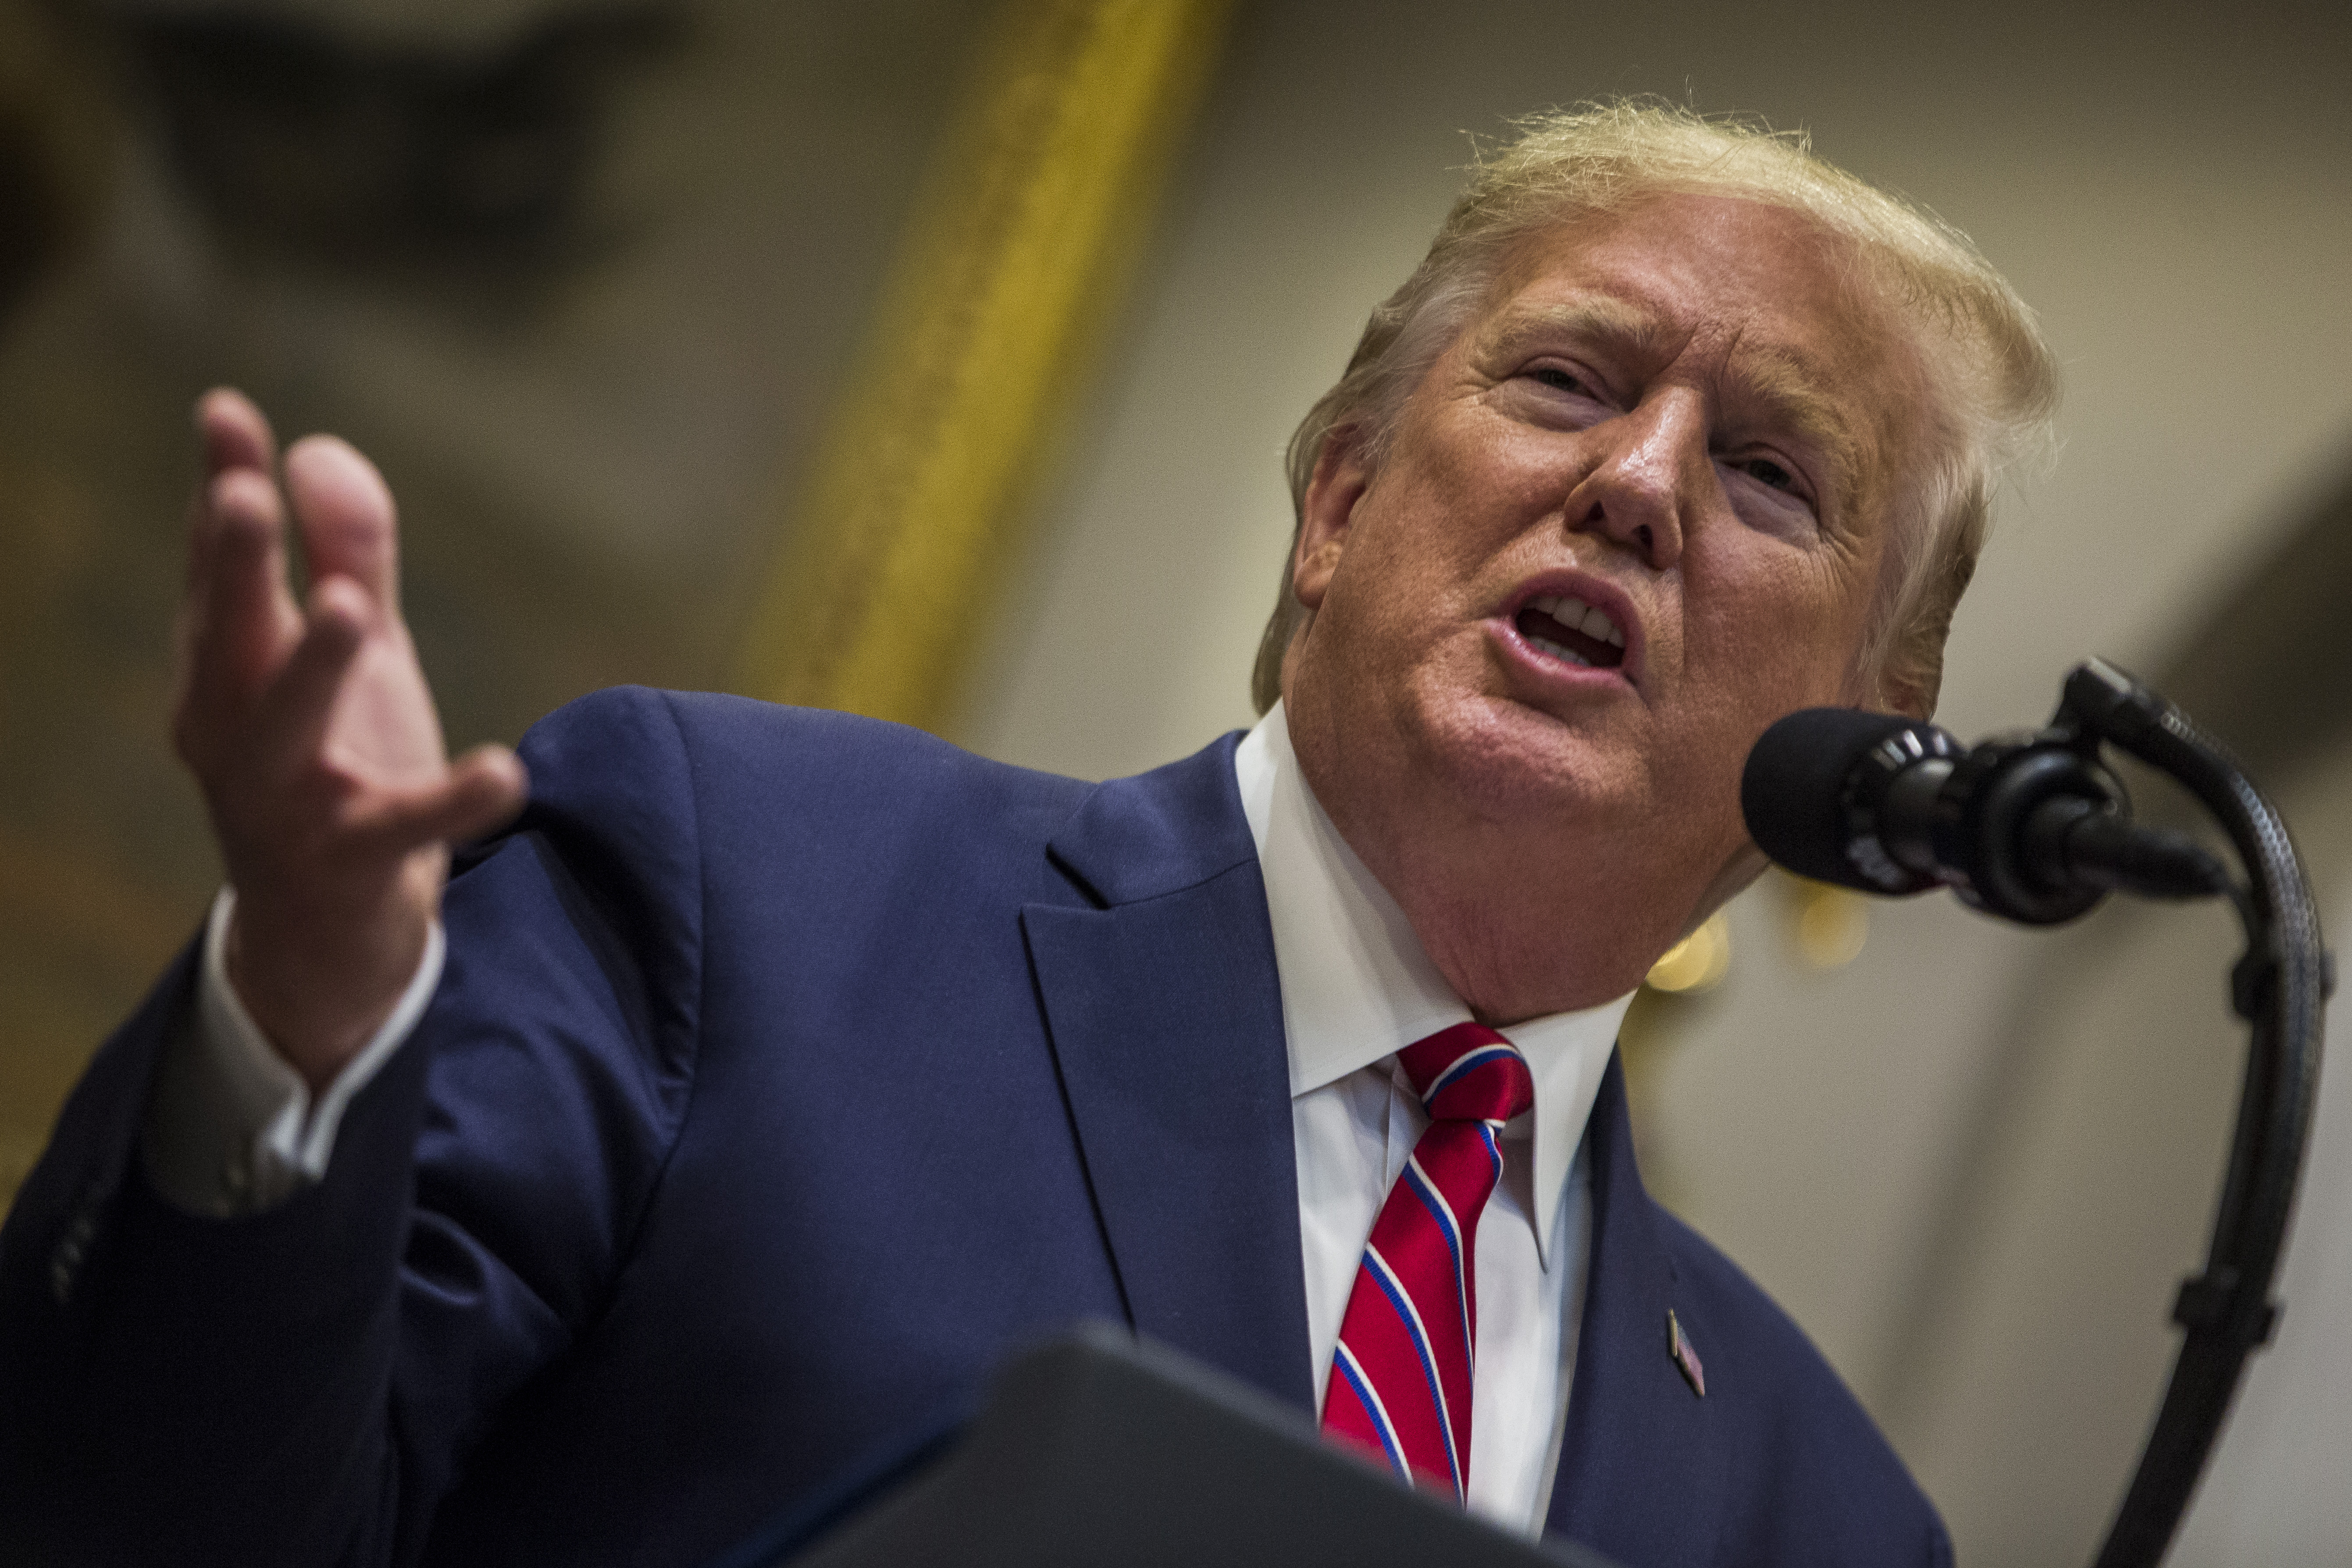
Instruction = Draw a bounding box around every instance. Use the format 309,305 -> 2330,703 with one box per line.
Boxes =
1397,1021 -> 1532,1126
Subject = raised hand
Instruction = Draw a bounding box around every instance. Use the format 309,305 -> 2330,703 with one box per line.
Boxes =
171,390 -> 528,1090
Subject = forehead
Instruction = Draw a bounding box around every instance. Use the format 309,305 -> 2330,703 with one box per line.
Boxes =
1468,194 -> 1931,506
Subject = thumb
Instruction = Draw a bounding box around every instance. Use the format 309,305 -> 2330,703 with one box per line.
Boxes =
446,745 -> 531,843
349,745 -> 530,859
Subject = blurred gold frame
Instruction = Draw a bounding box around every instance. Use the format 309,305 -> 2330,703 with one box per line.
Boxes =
733,0 -> 1237,732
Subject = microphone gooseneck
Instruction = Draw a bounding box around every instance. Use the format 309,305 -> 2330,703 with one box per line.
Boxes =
1737,658 -> 2329,1568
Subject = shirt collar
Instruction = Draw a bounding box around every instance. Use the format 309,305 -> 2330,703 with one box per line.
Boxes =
1235,701 -> 1635,1267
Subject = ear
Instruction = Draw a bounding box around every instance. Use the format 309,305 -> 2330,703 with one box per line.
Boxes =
1293,426 -> 1372,613
1879,676 -> 1935,722
1865,637 -> 1942,723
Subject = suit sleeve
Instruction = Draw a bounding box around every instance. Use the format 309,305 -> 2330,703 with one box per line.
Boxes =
140,890 -> 447,1217
0,686 -> 708,1567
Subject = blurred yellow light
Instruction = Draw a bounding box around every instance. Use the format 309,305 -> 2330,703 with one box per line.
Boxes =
1646,911 -> 1732,993
1792,881 -> 1869,969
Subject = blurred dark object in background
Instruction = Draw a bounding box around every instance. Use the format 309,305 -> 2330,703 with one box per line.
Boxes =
123,4 -> 680,278
0,0 -> 114,314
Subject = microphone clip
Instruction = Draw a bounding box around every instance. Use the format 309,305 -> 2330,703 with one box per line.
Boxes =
1842,659 -> 2230,924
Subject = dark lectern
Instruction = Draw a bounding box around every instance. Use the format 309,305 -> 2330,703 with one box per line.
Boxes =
707,1322 -> 1619,1568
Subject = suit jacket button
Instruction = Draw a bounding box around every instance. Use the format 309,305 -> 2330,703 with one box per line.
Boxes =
221,1151 -> 255,1211
50,1184 -> 107,1304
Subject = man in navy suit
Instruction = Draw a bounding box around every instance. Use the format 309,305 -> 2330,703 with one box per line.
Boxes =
0,105 -> 2054,1564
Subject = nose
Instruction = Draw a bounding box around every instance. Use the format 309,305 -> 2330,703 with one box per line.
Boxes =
1559,388 -> 1704,571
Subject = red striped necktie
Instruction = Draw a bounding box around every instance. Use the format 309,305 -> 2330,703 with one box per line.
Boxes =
1320,1021 -> 1535,1501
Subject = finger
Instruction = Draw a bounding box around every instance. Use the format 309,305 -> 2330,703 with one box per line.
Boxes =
187,467 -> 302,711
178,396 -> 284,749
185,390 -> 281,595
250,575 -> 371,773
284,435 -> 400,608
196,387 -> 278,481
349,745 -> 530,858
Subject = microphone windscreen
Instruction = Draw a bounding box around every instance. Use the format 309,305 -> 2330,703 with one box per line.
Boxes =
1740,707 -> 1927,893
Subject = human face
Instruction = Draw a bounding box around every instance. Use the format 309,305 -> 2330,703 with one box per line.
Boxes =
1281,194 -> 1931,1011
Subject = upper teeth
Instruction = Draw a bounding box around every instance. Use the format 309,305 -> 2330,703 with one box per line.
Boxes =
1530,594 -> 1625,649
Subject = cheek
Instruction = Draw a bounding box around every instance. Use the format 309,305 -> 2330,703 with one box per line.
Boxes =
1686,538 -> 1872,700
1665,549 -> 1875,816
1334,473 -> 1510,633
1379,406 -> 1572,538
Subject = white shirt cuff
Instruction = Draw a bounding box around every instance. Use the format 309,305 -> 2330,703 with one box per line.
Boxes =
141,887 -> 444,1215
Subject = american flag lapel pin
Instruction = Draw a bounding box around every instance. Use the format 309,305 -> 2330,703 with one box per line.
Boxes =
1666,1308 -> 1706,1397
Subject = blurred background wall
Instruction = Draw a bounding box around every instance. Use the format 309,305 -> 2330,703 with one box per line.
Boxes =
3,0 -> 2347,1562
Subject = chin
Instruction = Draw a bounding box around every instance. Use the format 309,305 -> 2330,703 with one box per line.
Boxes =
1404,683 -> 1636,827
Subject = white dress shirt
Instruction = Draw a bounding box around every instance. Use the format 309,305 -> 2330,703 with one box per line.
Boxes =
142,888 -> 445,1213
1237,703 -> 1632,1529
142,702 -> 1633,1534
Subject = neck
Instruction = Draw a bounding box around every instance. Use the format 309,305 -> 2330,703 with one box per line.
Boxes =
1278,698 -> 1748,1027
1358,816 -> 1684,1025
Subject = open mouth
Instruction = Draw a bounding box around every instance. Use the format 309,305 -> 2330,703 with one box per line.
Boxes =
1513,593 -> 1626,670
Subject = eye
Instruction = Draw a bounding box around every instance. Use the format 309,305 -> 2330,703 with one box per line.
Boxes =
1495,360 -> 1615,431
1734,456 -> 1798,493
1718,449 -> 1822,539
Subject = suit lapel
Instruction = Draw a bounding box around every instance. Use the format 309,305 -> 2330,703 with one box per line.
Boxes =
1544,1053 -> 1727,1563
1021,736 -> 1315,1415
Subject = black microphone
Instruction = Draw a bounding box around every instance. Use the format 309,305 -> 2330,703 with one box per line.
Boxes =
1741,706 -> 2229,925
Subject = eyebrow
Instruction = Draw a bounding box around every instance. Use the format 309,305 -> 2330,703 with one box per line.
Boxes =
1471,297 -> 1673,367
1470,297 -> 1871,510
1728,344 -> 1867,509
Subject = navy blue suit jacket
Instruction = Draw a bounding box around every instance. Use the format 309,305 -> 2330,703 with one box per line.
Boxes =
0,688 -> 1948,1566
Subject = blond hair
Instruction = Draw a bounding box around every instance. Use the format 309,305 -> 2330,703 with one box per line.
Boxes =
1251,99 -> 2057,717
